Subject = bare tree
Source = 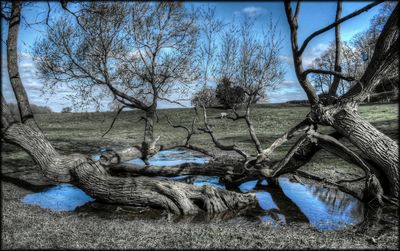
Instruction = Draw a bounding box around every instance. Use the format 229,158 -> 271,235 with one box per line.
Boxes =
2,1 -> 398,218
213,16 -> 285,154
33,2 -> 199,162
2,1 -> 257,215
265,0 -> 399,204
191,87 -> 218,108
309,2 -> 398,101
309,41 -> 363,96
197,5 -> 224,89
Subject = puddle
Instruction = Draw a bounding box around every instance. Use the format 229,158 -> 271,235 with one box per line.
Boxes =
23,148 -> 368,231
22,184 -> 94,212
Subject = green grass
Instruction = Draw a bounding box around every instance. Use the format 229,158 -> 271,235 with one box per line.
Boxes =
1,103 -> 399,249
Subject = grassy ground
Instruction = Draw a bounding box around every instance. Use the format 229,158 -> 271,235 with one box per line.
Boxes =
1,103 -> 399,249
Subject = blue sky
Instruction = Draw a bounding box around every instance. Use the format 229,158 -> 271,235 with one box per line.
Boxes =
1,1 -> 381,112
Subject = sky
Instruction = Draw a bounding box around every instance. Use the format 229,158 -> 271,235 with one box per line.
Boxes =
1,1 -> 382,112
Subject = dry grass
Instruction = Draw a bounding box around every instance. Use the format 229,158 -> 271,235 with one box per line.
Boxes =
1,103 -> 399,249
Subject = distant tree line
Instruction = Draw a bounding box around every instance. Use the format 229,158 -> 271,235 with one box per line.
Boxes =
7,103 -> 52,117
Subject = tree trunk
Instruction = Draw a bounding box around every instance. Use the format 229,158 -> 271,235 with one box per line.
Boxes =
321,104 -> 399,197
6,1 -> 39,130
141,105 -> 158,161
110,162 -> 236,177
144,105 -> 156,143
2,120 -> 256,214
3,123 -> 85,182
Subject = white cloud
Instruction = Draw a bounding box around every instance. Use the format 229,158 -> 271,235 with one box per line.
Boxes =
302,43 -> 329,67
235,6 -> 267,17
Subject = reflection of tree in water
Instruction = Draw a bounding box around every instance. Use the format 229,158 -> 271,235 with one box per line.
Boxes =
161,175 -> 367,226
263,184 -> 309,224
308,184 -> 364,221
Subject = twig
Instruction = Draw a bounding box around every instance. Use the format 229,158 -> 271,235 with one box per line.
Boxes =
199,106 -> 249,159
102,106 -> 127,137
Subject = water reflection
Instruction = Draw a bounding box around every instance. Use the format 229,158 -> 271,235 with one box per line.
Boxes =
276,178 -> 364,230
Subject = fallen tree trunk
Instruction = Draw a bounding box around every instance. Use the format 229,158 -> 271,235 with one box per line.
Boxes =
110,161 -> 236,177
2,121 -> 256,215
327,104 -> 399,197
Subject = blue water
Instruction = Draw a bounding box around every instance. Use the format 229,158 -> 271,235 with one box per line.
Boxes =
126,148 -> 210,166
24,148 -> 364,231
277,178 -> 364,231
22,184 -> 94,212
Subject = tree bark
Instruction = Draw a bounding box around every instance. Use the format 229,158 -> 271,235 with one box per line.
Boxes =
6,1 -> 38,130
73,161 -> 256,215
320,103 -> 399,197
140,105 -> 158,161
110,161 -> 236,177
2,117 -> 256,214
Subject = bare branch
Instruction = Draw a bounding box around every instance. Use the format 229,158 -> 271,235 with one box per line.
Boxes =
298,0 -> 383,56
343,3 -> 399,101
337,176 -> 366,184
157,96 -> 187,107
163,114 -> 214,157
303,69 -> 356,82
60,1 -> 87,32
102,105 -> 128,137
6,1 -> 39,130
294,1 -> 301,19
327,0 -> 343,101
227,105 -> 263,154
111,161 -> 231,177
307,130 -> 372,175
257,119 -> 311,163
262,135 -> 309,177
199,106 -> 249,159
284,0 -> 319,105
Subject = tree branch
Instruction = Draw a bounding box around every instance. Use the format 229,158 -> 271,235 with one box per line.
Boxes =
298,0 -> 383,56
6,1 -> 39,130
256,119 -> 311,163
198,106 -> 249,159
327,0 -> 343,101
307,130 -> 371,175
162,114 -> 214,157
294,1 -> 301,19
102,105 -> 128,137
303,69 -> 356,82
284,0 -> 319,105
342,3 -> 399,101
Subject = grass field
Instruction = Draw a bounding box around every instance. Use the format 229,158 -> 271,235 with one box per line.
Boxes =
1,103 -> 399,249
